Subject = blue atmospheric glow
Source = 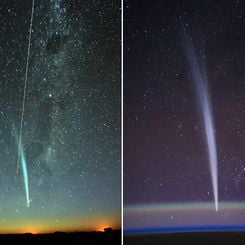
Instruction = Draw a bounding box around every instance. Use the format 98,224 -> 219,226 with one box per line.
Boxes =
124,225 -> 245,235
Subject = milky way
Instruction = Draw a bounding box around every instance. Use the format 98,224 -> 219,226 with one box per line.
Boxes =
0,0 -> 120,233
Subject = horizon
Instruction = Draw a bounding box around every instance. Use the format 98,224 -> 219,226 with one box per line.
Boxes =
0,227 -> 121,235
124,201 -> 245,234
0,212 -> 120,234
124,225 -> 245,236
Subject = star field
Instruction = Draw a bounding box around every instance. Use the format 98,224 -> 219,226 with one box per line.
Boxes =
124,0 -> 245,231
0,0 -> 120,233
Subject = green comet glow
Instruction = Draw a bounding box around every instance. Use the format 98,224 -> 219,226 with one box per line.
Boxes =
12,125 -> 30,208
19,139 -> 30,207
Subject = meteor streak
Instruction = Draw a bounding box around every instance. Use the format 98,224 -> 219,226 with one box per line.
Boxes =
17,0 -> 35,174
183,33 -> 218,211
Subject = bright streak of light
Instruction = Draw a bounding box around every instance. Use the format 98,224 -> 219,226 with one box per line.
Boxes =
12,125 -> 30,208
17,0 -> 35,174
183,33 -> 218,211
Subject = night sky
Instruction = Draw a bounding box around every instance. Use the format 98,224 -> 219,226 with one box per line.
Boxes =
0,0 -> 120,233
124,0 -> 245,232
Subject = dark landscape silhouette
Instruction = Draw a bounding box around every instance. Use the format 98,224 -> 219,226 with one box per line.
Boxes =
0,228 -> 121,244
125,231 -> 245,245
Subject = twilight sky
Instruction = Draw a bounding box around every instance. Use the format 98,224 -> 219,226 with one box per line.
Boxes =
124,0 -> 245,232
0,0 -> 120,233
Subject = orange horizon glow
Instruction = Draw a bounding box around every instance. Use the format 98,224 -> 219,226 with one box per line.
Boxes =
0,219 -> 120,234
0,225 -> 120,235
22,227 -> 41,234
0,211 -> 120,234
96,222 -> 113,232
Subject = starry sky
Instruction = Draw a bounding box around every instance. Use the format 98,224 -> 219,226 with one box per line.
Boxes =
0,0 -> 120,233
124,0 -> 245,232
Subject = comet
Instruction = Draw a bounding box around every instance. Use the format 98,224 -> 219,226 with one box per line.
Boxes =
12,125 -> 30,208
183,32 -> 218,211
